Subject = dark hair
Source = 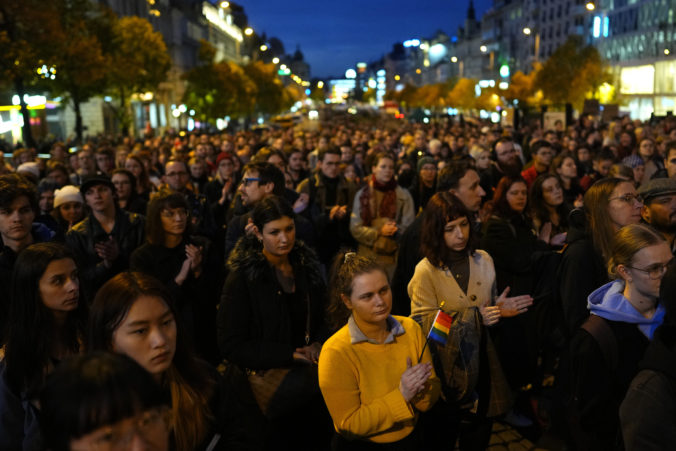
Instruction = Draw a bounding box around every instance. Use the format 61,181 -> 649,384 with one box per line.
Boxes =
40,352 -> 169,451
530,139 -> 553,156
5,243 -> 86,396
327,251 -> 386,332
319,146 -> 341,162
372,151 -> 395,168
488,175 -> 529,219
145,188 -> 191,246
550,151 -> 576,175
594,148 -> 616,162
88,271 -> 215,450
126,154 -> 151,191
242,161 -> 285,196
529,173 -> 570,230
251,195 -> 295,233
665,140 -> 676,161
437,160 -> 476,191
112,168 -> 137,193
0,173 -> 38,211
37,178 -> 58,194
421,192 -> 477,267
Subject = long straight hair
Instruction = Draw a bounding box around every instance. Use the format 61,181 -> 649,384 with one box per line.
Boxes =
5,243 -> 86,397
584,178 -> 627,262
88,271 -> 215,451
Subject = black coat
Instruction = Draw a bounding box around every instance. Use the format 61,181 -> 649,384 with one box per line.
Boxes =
558,211 -> 608,336
480,214 -> 549,388
570,319 -> 649,451
65,210 -> 145,299
218,235 -> 327,370
620,323 -> 676,450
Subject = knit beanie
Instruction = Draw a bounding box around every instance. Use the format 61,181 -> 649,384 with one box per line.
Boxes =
54,185 -> 84,208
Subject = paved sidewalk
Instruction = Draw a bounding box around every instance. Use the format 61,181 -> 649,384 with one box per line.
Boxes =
485,422 -> 555,451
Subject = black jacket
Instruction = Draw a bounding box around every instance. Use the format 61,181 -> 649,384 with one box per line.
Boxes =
218,235 -> 327,370
620,323 -> 676,450
559,210 -> 608,336
65,209 -> 145,299
570,319 -> 649,451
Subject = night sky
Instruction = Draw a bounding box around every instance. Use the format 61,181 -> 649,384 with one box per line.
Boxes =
242,0 -> 493,79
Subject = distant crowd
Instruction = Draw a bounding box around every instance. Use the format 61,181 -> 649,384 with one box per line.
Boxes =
1,112 -> 676,450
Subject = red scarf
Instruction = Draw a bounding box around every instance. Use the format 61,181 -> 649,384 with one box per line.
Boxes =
359,175 -> 398,226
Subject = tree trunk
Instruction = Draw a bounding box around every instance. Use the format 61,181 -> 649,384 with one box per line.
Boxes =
73,98 -> 83,144
14,77 -> 35,148
118,87 -> 131,137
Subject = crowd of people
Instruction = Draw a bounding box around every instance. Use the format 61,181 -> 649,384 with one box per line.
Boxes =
1,111 -> 676,450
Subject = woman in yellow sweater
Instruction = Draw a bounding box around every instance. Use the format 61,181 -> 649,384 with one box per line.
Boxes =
318,252 -> 440,450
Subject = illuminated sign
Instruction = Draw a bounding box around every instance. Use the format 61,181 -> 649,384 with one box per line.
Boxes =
499,65 -> 510,78
621,65 -> 655,94
202,3 -> 243,42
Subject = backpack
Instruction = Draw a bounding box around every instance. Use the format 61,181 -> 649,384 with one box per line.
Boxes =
580,314 -> 619,371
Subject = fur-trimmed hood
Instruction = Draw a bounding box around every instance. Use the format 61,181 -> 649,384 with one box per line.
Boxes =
227,233 -> 324,286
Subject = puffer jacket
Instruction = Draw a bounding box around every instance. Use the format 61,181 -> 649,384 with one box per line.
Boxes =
217,234 -> 327,370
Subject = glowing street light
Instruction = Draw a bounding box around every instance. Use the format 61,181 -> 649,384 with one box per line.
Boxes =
317,81 -> 324,89
480,45 -> 487,53
220,1 -> 229,8
244,27 -> 253,36
523,27 -> 532,35
280,64 -> 287,70
451,56 -> 458,63
272,57 -> 280,64
259,44 -> 268,51
665,49 -> 671,55
585,2 -> 595,11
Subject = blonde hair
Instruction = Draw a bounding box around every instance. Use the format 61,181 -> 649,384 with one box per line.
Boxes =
584,178 -> 629,262
607,223 -> 666,279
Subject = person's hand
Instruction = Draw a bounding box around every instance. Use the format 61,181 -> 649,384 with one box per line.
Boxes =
219,179 -> 234,205
550,232 -> 567,247
574,194 -> 584,209
538,221 -> 553,244
399,357 -> 433,402
335,205 -> 348,219
295,342 -> 322,363
175,257 -> 191,286
495,287 -> 533,318
379,221 -> 398,237
185,244 -> 203,273
244,217 -> 258,236
293,351 -> 313,364
95,236 -> 119,268
479,300 -> 501,326
293,193 -> 309,213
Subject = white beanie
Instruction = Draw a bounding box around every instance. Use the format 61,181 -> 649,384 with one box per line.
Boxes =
54,185 -> 84,208
17,162 -> 40,179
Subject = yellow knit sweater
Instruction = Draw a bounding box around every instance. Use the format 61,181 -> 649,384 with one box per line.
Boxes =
318,315 -> 440,443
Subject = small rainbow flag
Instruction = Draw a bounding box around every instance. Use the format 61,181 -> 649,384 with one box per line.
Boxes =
428,310 -> 453,345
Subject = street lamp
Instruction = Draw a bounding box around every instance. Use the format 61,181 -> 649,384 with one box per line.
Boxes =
523,27 -> 540,63
244,27 -> 253,36
259,44 -> 268,52
220,1 -> 229,8
480,45 -> 487,53
272,57 -> 279,64
585,2 -> 595,11
665,49 -> 671,55
451,56 -> 458,62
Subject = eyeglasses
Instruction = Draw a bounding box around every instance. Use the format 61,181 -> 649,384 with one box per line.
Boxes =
609,193 -> 643,204
73,407 -> 170,451
627,259 -> 674,280
242,177 -> 261,186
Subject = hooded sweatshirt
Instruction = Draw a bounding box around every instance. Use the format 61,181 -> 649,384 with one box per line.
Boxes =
588,280 -> 665,340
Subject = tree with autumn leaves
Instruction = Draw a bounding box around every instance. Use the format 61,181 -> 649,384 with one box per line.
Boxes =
0,0 -> 170,143
384,36 -> 611,115
182,40 -> 300,124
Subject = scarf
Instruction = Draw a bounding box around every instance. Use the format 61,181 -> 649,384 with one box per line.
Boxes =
359,174 -> 397,226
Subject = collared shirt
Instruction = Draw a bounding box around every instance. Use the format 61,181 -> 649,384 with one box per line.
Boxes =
348,315 -> 405,344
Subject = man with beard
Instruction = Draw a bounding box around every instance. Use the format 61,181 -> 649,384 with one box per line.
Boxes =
480,137 -> 523,200
639,178 -> 676,250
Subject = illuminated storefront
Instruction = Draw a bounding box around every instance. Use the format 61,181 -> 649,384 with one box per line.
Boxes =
619,60 -> 676,120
